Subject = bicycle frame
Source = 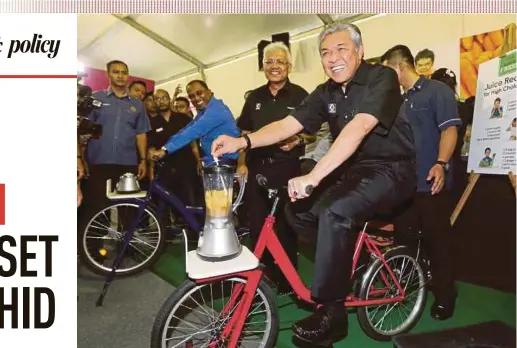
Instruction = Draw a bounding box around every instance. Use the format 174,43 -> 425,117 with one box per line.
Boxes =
95,162 -> 204,306
193,189 -> 408,348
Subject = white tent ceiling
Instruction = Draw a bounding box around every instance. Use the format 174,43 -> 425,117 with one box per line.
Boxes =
77,14 -> 374,85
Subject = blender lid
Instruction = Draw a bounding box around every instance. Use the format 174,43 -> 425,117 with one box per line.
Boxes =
202,164 -> 233,174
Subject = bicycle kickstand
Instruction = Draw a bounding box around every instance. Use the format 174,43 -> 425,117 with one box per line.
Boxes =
95,228 -> 135,307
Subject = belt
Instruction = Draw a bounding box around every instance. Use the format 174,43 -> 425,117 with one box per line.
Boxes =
251,157 -> 297,165
357,156 -> 415,163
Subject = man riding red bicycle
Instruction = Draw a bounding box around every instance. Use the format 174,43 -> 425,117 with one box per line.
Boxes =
212,22 -> 417,346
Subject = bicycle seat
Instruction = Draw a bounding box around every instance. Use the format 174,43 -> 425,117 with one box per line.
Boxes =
355,204 -> 399,232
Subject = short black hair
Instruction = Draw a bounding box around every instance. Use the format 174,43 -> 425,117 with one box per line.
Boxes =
106,60 -> 128,72
129,80 -> 146,90
143,92 -> 154,101
495,97 -> 501,103
415,49 -> 435,63
186,79 -> 209,90
485,147 -> 491,152
380,44 -> 415,67
175,96 -> 190,105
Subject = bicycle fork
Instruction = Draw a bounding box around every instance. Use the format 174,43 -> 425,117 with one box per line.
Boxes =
207,270 -> 263,348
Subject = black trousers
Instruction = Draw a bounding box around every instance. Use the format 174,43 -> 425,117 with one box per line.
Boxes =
78,164 -> 138,252
246,158 -> 301,279
284,160 -> 416,303
158,162 -> 203,208
393,190 -> 456,304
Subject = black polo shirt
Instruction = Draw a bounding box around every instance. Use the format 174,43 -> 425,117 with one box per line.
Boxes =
237,79 -> 309,161
290,60 -> 415,162
148,112 -> 197,168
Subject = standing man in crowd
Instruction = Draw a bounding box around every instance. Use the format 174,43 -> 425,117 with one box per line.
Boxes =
143,92 -> 158,118
415,48 -> 435,78
212,23 -> 416,345
148,89 -> 202,207
149,80 -> 240,167
81,60 -> 150,223
382,45 -> 461,321
174,96 -> 194,119
236,41 -> 312,293
128,80 -> 147,101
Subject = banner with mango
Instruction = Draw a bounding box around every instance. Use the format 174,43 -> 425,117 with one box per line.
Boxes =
460,28 -> 505,100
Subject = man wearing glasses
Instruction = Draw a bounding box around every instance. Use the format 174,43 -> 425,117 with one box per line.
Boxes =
236,42 -> 313,294
149,80 -> 240,166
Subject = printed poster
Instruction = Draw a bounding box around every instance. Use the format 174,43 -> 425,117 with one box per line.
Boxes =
467,50 -> 516,175
460,28 -> 506,100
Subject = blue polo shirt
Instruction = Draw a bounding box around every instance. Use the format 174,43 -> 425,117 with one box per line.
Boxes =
163,96 -> 240,166
86,88 -> 151,166
404,77 -> 462,192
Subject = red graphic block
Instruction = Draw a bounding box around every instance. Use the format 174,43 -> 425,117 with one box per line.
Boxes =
0,184 -> 4,225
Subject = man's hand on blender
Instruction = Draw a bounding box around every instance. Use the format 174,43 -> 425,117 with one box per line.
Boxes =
211,135 -> 247,158
287,174 -> 318,202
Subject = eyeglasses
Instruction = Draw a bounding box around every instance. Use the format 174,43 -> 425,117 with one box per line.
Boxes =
263,59 -> 288,66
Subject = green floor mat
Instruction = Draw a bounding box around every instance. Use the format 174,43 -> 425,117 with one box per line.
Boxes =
152,241 -> 516,347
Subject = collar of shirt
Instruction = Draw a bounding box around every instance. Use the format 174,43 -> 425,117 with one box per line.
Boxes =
196,95 -> 221,118
262,78 -> 294,96
106,86 -> 131,99
328,60 -> 370,92
406,76 -> 428,96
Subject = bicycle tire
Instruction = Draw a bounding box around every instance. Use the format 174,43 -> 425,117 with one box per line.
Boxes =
79,202 -> 166,277
151,278 -> 279,348
356,246 -> 428,341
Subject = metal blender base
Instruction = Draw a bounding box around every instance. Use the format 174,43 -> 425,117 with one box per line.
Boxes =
196,245 -> 243,262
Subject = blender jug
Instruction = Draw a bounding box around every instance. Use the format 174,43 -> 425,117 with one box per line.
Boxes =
197,164 -> 245,261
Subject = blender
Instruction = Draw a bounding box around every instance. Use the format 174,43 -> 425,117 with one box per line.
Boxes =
197,164 -> 245,261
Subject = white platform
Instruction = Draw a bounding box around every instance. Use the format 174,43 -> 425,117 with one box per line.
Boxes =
106,179 -> 147,200
186,246 -> 259,280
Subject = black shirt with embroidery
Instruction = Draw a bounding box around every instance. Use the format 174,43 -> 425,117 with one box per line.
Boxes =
237,79 -> 309,161
148,112 -> 197,168
290,60 -> 415,162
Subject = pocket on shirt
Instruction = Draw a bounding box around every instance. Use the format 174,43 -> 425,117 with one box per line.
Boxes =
124,110 -> 138,128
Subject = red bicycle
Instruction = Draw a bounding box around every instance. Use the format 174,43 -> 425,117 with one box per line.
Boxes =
151,174 -> 429,348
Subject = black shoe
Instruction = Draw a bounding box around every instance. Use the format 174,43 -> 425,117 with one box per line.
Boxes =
431,300 -> 455,320
292,303 -> 348,346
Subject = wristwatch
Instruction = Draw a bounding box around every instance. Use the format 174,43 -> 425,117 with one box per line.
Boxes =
436,160 -> 449,172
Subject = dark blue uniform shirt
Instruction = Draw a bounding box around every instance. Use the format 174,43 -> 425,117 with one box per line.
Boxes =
87,88 -> 151,166
404,77 -> 462,192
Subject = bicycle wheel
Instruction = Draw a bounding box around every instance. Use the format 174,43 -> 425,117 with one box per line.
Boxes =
151,277 -> 279,348
356,246 -> 428,341
79,202 -> 166,277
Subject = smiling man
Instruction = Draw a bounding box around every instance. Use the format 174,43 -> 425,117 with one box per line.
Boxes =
149,80 -> 240,166
236,42 -> 310,294
211,23 -> 417,345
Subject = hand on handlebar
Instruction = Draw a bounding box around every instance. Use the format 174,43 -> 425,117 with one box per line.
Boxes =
148,148 -> 166,161
287,174 -> 317,202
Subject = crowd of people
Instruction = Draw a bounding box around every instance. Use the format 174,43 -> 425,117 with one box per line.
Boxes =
77,22 -> 473,346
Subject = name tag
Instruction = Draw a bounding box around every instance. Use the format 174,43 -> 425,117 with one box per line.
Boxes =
156,127 -> 163,133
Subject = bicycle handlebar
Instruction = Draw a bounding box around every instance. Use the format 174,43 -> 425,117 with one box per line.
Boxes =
256,174 -> 313,196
